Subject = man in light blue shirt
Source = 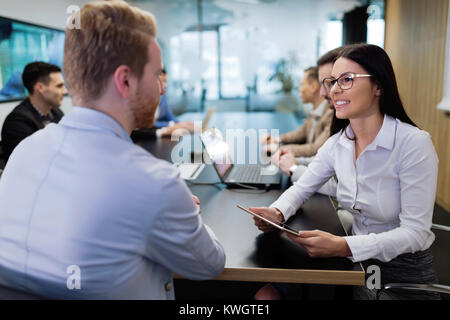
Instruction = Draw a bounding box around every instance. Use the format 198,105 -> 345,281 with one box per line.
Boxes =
0,1 -> 225,299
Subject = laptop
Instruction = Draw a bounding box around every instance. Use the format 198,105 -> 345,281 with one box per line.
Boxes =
200,128 -> 281,189
175,107 -> 216,180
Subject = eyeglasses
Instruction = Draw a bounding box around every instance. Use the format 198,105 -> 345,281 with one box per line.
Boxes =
322,72 -> 372,92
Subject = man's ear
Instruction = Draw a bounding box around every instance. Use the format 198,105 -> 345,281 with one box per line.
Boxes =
311,80 -> 320,93
33,82 -> 44,95
113,65 -> 133,99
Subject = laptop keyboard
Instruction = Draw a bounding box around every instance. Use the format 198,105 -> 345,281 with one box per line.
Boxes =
227,165 -> 263,183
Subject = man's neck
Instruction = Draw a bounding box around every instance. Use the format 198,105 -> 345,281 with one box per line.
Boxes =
312,96 -> 325,110
29,95 -> 52,116
76,98 -> 134,135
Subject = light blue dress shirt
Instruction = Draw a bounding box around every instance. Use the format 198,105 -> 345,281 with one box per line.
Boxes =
0,107 -> 225,299
271,115 -> 438,263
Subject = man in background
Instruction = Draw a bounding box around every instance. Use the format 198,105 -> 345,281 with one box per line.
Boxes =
1,62 -> 66,163
276,48 -> 342,183
261,66 -> 333,160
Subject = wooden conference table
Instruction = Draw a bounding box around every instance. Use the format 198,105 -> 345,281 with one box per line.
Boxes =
134,112 -> 365,286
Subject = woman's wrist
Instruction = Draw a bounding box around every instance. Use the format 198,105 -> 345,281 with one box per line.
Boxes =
337,237 -> 352,257
273,207 -> 285,223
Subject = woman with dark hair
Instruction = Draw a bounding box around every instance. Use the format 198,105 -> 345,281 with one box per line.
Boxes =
250,44 -> 440,300
329,43 -> 417,136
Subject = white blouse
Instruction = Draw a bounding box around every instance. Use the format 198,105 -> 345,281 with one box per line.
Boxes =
271,114 -> 438,263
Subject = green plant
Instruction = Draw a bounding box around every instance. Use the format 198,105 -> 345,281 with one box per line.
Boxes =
268,57 -> 296,93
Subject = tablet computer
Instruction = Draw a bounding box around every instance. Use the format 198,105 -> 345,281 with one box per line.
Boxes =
237,205 -> 300,236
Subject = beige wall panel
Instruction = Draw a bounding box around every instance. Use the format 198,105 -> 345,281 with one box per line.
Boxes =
385,0 -> 450,211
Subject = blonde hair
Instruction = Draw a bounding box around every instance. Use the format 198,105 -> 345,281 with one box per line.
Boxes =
63,0 -> 157,102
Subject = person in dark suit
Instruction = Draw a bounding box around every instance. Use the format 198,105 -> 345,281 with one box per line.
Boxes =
1,62 -> 67,163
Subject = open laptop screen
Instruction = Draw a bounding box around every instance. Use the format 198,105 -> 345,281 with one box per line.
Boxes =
201,128 -> 233,179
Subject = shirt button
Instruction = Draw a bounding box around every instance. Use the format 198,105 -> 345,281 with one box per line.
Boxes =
165,282 -> 173,292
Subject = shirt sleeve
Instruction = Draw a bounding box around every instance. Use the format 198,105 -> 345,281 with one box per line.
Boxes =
344,131 -> 438,262
270,135 -> 337,221
281,124 -> 331,157
280,119 -> 308,144
145,168 -> 226,280
153,120 -> 170,128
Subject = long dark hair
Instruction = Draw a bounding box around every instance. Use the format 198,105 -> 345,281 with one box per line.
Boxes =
330,43 -> 417,137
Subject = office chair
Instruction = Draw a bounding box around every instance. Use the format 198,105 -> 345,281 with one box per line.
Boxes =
377,223 -> 450,299
377,283 -> 450,299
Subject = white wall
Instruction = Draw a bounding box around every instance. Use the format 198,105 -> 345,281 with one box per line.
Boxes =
0,0 -> 88,29
0,0 -> 361,131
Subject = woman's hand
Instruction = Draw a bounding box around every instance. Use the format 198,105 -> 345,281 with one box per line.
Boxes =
249,207 -> 284,233
286,229 -> 352,258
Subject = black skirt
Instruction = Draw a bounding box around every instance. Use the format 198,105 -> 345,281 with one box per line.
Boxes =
355,249 -> 441,300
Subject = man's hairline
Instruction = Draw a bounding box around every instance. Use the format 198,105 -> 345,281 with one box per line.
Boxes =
318,62 -> 334,83
32,71 -> 63,91
303,69 -> 320,85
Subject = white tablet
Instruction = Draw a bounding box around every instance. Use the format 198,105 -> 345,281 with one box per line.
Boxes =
237,205 -> 300,236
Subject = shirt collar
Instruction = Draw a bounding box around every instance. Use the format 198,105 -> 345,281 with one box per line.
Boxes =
338,125 -> 354,150
29,100 -> 45,117
310,99 -> 328,118
370,114 -> 396,151
59,107 -> 132,142
26,98 -> 53,120
338,114 -> 396,151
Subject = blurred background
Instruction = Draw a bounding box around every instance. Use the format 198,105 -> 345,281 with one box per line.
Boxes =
0,0 -> 385,116
129,0 -> 385,116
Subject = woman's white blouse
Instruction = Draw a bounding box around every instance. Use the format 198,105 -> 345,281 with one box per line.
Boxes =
271,115 -> 438,263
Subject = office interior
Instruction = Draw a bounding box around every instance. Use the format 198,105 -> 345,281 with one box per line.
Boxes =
0,0 -> 449,300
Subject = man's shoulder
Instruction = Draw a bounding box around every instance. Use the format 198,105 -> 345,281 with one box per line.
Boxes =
4,99 -> 36,122
117,145 -> 181,186
321,106 -> 334,120
2,101 -> 40,137
109,150 -> 185,204
50,107 -> 65,121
